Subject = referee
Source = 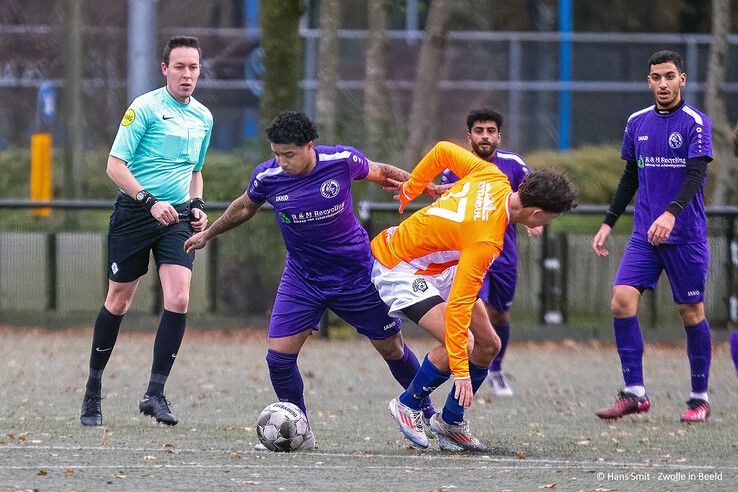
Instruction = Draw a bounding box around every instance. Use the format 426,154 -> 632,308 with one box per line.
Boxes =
81,36 -> 213,426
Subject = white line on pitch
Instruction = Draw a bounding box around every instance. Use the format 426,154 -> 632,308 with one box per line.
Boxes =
2,446 -> 737,472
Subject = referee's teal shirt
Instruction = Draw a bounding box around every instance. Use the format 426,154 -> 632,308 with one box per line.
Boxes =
110,87 -> 213,204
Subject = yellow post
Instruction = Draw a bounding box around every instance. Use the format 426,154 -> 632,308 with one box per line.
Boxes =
30,132 -> 53,217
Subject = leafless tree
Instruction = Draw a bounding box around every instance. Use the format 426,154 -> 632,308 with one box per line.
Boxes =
259,0 -> 303,157
706,0 -> 735,205
403,0 -> 451,167
315,0 -> 339,143
364,0 -> 388,159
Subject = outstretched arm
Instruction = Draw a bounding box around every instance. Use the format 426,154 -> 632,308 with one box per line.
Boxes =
365,160 -> 410,189
184,193 -> 263,252
366,160 -> 452,209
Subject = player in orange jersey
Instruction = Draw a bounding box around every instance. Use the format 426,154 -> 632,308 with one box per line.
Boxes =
371,141 -> 576,450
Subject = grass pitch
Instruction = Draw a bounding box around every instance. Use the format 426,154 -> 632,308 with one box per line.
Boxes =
0,327 -> 736,491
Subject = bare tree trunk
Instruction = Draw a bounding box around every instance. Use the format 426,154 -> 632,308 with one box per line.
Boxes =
259,0 -> 303,158
364,0 -> 388,160
707,0 -> 735,205
403,0 -> 451,167
316,0 -> 339,143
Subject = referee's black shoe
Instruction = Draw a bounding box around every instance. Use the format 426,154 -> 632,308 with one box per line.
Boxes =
80,392 -> 103,427
139,394 -> 178,426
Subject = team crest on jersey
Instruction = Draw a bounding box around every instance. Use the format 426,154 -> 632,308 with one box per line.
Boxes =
668,132 -> 683,149
320,179 -> 340,198
412,278 -> 428,293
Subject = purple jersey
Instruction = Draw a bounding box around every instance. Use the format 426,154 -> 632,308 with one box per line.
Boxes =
440,149 -> 529,271
247,145 -> 371,290
621,103 -> 713,244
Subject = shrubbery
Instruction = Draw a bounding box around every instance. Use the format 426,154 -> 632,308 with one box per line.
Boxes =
0,143 -> 719,205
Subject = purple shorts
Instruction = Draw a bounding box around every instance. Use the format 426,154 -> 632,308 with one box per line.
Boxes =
478,268 -> 517,313
269,267 -> 402,340
614,237 -> 709,304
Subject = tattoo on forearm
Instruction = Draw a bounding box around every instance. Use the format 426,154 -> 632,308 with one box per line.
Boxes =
377,162 -> 410,184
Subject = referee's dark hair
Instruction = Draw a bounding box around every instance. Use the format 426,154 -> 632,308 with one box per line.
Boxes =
518,168 -> 578,214
267,111 -> 319,146
466,108 -> 504,133
648,50 -> 684,74
163,36 -> 201,66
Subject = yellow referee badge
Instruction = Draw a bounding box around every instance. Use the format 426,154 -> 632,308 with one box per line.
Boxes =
121,109 -> 136,126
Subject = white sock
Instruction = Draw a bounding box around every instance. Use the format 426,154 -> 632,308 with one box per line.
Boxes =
689,392 -> 708,402
623,385 -> 646,397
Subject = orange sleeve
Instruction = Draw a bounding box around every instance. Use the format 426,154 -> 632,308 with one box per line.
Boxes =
402,141 -> 490,203
445,242 -> 499,379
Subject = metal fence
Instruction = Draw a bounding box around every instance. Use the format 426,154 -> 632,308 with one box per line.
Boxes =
359,202 -> 738,330
4,25 -> 738,154
1,200 -> 736,332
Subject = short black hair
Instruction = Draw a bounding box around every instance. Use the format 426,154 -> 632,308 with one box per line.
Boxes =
518,168 -> 577,213
163,36 -> 201,66
266,111 -> 319,146
467,108 -> 504,133
648,50 -> 684,74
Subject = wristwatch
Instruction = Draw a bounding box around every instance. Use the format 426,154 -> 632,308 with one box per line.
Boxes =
135,190 -> 147,203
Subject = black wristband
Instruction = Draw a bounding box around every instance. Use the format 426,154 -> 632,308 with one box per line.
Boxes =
135,189 -> 157,212
190,197 -> 205,211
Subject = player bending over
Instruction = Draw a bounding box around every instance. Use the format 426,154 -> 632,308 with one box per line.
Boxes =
185,111 -> 442,449
371,141 -> 576,451
440,108 -> 543,397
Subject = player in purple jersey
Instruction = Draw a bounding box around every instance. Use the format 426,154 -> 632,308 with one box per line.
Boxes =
185,111 -> 442,449
592,50 -> 713,423
440,109 -> 542,397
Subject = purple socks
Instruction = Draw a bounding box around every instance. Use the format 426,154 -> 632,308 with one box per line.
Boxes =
613,316 -> 644,389
685,319 -> 711,396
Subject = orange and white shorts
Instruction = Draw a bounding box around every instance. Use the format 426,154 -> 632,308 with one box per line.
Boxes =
371,259 -> 457,319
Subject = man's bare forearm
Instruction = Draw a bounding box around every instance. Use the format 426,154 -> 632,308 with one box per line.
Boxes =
366,160 -> 410,187
204,194 -> 261,239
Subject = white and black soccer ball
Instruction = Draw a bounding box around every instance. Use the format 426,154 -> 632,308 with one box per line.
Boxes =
256,401 -> 309,452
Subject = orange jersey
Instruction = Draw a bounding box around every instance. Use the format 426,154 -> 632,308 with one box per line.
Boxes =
371,141 -> 513,378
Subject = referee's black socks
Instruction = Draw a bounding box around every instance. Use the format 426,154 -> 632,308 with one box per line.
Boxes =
146,310 -> 187,396
86,305 -> 124,394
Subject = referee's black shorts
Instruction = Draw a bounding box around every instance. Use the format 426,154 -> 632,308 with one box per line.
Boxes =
107,192 -> 195,283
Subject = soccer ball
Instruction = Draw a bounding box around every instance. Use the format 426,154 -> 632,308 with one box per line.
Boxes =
256,401 -> 310,452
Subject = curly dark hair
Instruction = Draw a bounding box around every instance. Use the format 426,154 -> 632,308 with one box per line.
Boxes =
466,108 -> 504,132
162,36 -> 201,66
518,168 -> 577,213
266,111 -> 319,146
648,50 -> 683,74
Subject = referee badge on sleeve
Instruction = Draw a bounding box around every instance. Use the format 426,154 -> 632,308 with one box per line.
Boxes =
121,109 -> 135,126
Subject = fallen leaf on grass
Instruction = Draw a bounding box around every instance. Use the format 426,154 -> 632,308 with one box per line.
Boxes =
540,484 -> 556,489
164,443 -> 176,454
64,468 -> 76,475
577,440 -> 591,446
101,431 -> 112,445
37,469 -> 47,476
516,451 -> 527,460
143,455 -> 157,460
